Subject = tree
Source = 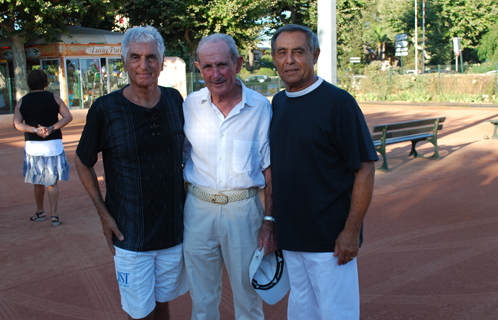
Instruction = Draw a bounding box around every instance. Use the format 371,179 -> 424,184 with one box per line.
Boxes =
265,0 -> 367,71
477,21 -> 498,62
266,0 -> 317,32
381,0 -> 498,65
0,0 -> 121,100
120,0 -> 271,72
368,25 -> 389,60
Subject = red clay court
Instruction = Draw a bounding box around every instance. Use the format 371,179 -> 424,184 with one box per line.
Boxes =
1,103 -> 498,320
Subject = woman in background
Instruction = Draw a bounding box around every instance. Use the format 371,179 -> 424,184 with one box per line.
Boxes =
13,69 -> 73,226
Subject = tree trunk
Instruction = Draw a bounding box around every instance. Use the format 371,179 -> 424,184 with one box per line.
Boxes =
248,50 -> 254,72
188,50 -> 196,73
12,34 -> 29,101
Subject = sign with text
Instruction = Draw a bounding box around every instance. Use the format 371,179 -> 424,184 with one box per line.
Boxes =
350,57 -> 361,63
395,34 -> 408,42
395,41 -> 408,48
85,46 -> 122,55
453,37 -> 462,53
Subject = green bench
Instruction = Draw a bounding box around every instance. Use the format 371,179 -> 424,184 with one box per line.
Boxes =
371,117 -> 446,171
487,119 -> 498,139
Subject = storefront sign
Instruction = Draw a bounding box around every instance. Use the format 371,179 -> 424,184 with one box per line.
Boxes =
85,46 -> 122,55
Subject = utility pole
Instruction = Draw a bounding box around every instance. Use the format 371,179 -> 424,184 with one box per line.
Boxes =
422,0 -> 425,73
317,0 -> 337,85
415,0 -> 418,75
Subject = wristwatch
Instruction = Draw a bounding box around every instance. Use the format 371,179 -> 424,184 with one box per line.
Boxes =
263,216 -> 275,223
34,128 -> 37,133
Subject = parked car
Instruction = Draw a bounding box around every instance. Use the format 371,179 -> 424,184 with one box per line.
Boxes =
486,70 -> 498,74
244,75 -> 269,83
405,70 -> 419,75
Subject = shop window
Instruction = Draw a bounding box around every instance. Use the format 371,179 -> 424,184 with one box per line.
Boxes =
66,58 -> 81,108
41,60 -> 60,97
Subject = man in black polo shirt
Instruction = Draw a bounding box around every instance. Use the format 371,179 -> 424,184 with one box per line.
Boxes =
75,26 -> 187,320
270,24 -> 378,319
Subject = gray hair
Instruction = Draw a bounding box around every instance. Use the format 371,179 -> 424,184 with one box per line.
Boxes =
196,34 -> 239,64
271,24 -> 320,55
121,26 -> 165,60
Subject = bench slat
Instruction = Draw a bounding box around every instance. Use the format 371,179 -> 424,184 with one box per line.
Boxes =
372,124 -> 443,142
373,133 -> 434,146
372,117 -> 446,133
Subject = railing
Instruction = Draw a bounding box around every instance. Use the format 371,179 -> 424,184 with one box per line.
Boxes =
2,64 -> 497,115
186,73 -> 285,96
344,63 -> 498,104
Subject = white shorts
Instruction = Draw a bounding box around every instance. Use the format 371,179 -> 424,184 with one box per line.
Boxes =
283,250 -> 359,320
114,244 -> 188,319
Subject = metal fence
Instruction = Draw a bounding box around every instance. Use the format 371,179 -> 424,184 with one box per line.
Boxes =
2,64 -> 497,115
186,73 -> 285,96
343,63 -> 498,103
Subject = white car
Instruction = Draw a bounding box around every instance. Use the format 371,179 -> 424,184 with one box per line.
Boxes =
486,70 -> 498,74
244,75 -> 269,83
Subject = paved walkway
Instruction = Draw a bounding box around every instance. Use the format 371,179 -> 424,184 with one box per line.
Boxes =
1,103 -> 498,319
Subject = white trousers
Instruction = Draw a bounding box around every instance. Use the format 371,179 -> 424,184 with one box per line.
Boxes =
283,250 -> 360,320
183,187 -> 264,320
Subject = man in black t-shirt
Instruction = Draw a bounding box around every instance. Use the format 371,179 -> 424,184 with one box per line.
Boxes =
270,24 -> 378,320
75,26 -> 187,320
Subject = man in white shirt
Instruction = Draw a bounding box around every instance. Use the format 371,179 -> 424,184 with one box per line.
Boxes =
182,33 -> 276,320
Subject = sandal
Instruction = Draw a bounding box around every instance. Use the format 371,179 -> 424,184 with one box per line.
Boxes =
51,216 -> 62,227
30,211 -> 46,222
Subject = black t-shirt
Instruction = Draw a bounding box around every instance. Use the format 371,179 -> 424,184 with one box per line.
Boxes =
76,86 -> 185,252
270,81 -> 378,252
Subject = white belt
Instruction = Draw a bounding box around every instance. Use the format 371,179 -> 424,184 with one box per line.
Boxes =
187,183 -> 259,205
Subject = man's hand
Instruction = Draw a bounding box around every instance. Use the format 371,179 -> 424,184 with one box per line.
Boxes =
333,230 -> 360,265
75,154 -> 124,256
98,209 -> 124,256
258,221 -> 277,255
333,161 -> 375,265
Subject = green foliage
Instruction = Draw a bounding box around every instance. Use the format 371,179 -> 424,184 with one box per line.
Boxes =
256,67 -> 276,76
239,67 -> 276,79
477,21 -> 498,62
380,0 -> 498,65
120,0 -> 271,72
336,0 -> 367,70
258,55 -> 276,70
266,0 -> 317,32
263,0 -> 366,71
0,0 -> 118,99
352,70 -> 498,104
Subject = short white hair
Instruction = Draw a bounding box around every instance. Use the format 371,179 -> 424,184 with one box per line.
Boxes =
122,25 -> 165,60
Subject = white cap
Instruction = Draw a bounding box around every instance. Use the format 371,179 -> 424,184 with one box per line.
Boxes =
249,248 -> 290,305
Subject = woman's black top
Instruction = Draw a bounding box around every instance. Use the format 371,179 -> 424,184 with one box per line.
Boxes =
20,91 -> 62,141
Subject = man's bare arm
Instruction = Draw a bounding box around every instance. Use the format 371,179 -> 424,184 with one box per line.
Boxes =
334,161 -> 375,265
75,154 -> 124,255
258,166 -> 277,255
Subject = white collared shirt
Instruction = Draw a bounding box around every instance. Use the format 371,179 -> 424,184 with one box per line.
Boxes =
183,80 -> 272,190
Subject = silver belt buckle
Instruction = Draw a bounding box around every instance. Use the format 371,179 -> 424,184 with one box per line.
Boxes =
212,193 -> 229,204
